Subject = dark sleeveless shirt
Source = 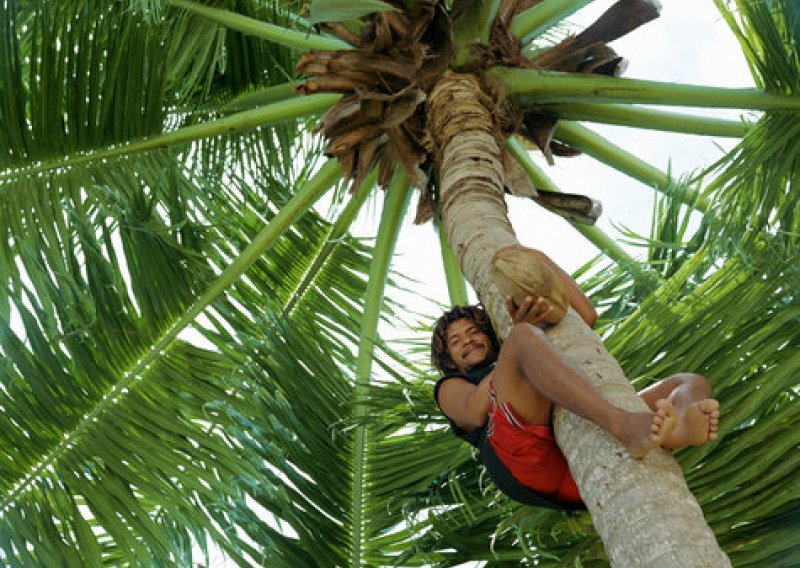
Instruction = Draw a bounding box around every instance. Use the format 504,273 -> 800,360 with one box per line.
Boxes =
433,364 -> 586,511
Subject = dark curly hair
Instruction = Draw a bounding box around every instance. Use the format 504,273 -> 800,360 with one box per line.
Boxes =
431,305 -> 500,375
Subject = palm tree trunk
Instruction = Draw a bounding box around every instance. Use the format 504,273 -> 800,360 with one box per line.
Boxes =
427,71 -> 731,567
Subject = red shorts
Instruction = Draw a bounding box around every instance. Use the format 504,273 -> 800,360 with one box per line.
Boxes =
487,383 -> 583,506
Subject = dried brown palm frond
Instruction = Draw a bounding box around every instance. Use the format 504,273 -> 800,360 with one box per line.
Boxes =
502,148 -> 601,225
297,1 -> 450,195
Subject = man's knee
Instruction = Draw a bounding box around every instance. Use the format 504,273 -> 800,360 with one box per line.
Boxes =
670,372 -> 708,385
502,322 -> 548,360
663,372 -> 711,397
680,372 -> 711,392
508,321 -> 546,343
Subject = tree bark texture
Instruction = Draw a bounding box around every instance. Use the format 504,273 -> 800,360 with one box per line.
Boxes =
428,71 -> 730,567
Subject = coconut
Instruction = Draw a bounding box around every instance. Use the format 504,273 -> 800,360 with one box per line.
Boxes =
490,246 -> 568,324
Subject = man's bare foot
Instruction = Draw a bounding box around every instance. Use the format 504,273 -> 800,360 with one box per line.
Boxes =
663,398 -> 720,448
651,399 -> 679,445
618,401 -> 677,459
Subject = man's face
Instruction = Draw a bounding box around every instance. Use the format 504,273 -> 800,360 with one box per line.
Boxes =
445,318 -> 494,372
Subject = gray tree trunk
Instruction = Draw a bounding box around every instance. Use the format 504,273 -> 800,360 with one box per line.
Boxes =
428,71 -> 730,567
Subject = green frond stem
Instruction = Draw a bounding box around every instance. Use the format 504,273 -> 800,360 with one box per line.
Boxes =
438,226 -> 469,305
282,168 -> 378,316
0,159 -> 342,514
510,0 -> 594,42
482,0 -> 503,44
507,136 -> 661,290
576,224 -> 662,292
552,121 -> 710,212
543,103 -> 752,138
169,0 -> 351,51
491,67 -> 800,111
451,0 -> 502,68
0,94 -> 340,182
351,170 -> 411,568
219,82 -> 299,113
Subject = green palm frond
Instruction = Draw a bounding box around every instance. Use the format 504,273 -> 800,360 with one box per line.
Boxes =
0,194 -> 246,563
0,59 -> 362,558
189,184 -> 435,565
206,309 -> 358,567
0,144 -> 398,564
679,0 -> 800,251
703,112 -> 800,252
0,0 -> 304,170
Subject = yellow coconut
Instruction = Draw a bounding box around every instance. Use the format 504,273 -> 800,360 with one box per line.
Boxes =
490,246 -> 568,324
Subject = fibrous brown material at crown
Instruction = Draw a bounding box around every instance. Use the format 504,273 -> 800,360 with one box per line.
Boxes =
296,1 -> 449,195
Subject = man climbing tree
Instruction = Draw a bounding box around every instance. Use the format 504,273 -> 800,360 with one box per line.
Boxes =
431,246 -> 720,510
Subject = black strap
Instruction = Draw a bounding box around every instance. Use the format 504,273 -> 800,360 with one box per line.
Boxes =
479,435 -> 586,511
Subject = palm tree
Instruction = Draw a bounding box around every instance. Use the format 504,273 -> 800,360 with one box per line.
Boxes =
0,0 -> 797,566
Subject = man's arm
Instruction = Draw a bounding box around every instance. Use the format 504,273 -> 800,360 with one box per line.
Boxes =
437,375 -> 492,432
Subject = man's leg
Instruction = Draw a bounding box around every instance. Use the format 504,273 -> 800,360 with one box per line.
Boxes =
638,373 -> 720,448
491,322 -> 675,459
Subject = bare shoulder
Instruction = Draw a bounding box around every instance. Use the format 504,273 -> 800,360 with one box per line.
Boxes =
437,376 -> 474,406
437,375 -> 491,432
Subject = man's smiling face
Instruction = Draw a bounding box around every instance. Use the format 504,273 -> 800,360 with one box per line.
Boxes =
445,318 -> 495,373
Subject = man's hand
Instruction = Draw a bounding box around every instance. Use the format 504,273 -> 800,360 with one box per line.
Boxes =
506,295 -> 552,327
